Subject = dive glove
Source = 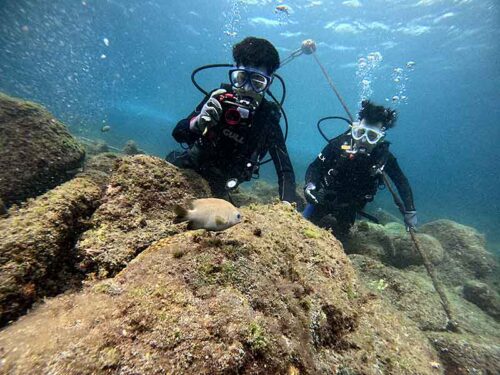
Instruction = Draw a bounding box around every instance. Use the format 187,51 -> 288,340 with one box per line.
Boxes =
304,182 -> 318,204
403,210 -> 417,231
190,89 -> 226,134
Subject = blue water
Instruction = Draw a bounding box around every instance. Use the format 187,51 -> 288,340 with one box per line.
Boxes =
0,0 -> 499,249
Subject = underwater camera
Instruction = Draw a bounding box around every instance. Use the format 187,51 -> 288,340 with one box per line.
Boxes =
216,92 -> 253,127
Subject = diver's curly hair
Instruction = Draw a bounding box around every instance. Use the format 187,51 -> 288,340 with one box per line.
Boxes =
233,37 -> 280,74
359,100 -> 397,129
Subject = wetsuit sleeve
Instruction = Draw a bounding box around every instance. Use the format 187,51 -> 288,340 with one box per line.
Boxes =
267,114 -> 297,202
385,152 -> 416,211
171,95 -> 209,145
305,139 -> 340,186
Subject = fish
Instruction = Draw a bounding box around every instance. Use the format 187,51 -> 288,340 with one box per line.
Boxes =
275,5 -> 290,14
101,124 -> 111,132
174,198 -> 242,231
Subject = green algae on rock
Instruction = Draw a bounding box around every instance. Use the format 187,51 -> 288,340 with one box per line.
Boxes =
122,139 -> 145,155
0,153 -> 119,326
231,180 -> 306,211
0,203 -> 441,375
350,254 -> 500,372
76,155 -> 211,278
462,280 -> 500,321
0,176 -> 102,326
345,221 -> 445,268
0,92 -> 85,206
420,220 -> 497,284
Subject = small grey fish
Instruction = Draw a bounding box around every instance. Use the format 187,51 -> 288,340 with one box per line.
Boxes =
174,198 -> 242,231
101,125 -> 111,132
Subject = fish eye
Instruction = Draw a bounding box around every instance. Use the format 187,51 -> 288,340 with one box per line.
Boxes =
236,213 -> 241,219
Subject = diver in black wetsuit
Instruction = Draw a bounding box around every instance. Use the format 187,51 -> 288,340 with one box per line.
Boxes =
303,100 -> 417,239
167,37 -> 296,203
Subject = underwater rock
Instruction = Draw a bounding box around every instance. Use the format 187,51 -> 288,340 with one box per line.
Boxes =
420,220 -> 496,284
345,221 -> 444,268
0,176 -> 102,326
81,152 -> 121,187
463,280 -> 500,321
366,207 -> 403,225
76,155 -> 211,278
427,332 -> 500,375
349,254 -> 500,333
350,254 -> 449,331
0,203 -> 441,375
0,197 -> 7,217
122,139 -> 145,155
0,92 -> 85,206
231,180 -> 306,210
350,254 -> 500,373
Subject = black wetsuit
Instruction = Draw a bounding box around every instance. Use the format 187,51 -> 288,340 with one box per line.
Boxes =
305,133 -> 415,236
168,86 -> 296,202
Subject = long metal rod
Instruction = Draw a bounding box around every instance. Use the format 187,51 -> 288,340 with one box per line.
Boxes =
381,172 -> 459,332
311,52 -> 355,123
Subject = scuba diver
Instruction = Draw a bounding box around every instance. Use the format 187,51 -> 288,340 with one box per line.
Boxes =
303,100 -> 417,240
167,37 -> 296,203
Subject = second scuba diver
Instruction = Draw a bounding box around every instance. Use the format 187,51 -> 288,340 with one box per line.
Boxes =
167,37 -> 297,204
303,100 -> 417,240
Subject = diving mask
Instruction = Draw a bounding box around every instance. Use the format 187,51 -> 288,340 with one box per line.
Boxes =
229,67 -> 272,93
351,122 -> 385,145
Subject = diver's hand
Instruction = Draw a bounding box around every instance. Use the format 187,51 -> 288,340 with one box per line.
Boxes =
304,182 -> 318,204
404,210 -> 417,231
190,89 -> 226,134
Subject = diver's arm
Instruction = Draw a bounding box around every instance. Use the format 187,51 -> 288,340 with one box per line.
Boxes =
171,95 -> 209,145
385,153 -> 415,211
267,117 -> 297,203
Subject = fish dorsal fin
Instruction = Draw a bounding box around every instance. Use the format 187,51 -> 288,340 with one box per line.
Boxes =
215,215 -> 227,226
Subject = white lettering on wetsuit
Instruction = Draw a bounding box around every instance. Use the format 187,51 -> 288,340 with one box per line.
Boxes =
222,128 -> 244,144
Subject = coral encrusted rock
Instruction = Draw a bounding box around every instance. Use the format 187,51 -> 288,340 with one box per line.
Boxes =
0,203 -> 441,375
0,154 -> 118,326
0,92 -> 85,206
75,155 -> 211,278
345,221 -> 444,268
0,177 -> 101,326
420,220 -> 497,285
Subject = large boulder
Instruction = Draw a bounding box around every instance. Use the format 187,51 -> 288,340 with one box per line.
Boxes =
0,153 -> 119,326
463,280 -> 500,321
76,155 -> 211,278
231,180 -> 306,211
0,177 -> 102,326
0,204 -> 441,375
345,221 -> 445,268
349,254 -> 500,373
427,332 -> 500,375
420,220 -> 497,285
0,92 -> 85,206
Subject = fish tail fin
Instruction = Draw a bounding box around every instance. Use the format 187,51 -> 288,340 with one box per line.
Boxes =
173,205 -> 189,223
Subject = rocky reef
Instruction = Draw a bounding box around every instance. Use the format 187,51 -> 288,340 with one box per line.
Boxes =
0,195 -> 440,374
1,153 -> 499,373
346,220 -> 500,374
232,180 -> 306,211
0,93 -> 85,206
0,96 -> 499,374
76,155 -> 211,278
0,153 -> 118,326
